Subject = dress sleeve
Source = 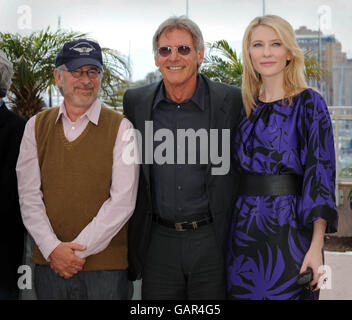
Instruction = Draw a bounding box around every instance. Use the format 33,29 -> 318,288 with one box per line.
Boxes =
301,90 -> 338,233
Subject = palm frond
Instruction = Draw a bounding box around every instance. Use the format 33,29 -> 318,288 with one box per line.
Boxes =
0,28 -> 130,118
201,40 -> 243,86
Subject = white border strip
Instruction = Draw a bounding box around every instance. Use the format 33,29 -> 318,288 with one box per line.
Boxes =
325,251 -> 352,256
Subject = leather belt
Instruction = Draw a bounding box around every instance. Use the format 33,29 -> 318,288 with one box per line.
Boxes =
152,214 -> 213,231
238,174 -> 303,196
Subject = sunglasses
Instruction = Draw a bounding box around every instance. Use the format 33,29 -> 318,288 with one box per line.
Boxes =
157,45 -> 192,57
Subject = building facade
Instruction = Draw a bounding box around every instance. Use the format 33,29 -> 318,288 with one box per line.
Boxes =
333,60 -> 352,106
295,26 -> 351,106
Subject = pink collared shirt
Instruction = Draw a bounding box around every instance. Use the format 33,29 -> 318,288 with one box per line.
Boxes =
16,99 -> 139,260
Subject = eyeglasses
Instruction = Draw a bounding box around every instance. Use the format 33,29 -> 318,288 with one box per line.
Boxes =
157,45 -> 192,57
64,68 -> 101,79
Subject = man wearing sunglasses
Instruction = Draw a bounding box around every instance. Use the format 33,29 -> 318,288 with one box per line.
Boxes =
124,16 -> 242,299
16,39 -> 139,299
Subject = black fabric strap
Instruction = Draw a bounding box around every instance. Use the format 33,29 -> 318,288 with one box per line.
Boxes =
238,174 -> 303,196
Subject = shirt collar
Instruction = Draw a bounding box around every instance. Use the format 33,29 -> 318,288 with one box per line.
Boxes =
0,100 -> 4,107
153,75 -> 206,111
55,99 -> 101,125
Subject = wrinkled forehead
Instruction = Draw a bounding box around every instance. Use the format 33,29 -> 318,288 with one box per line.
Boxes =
158,27 -> 194,46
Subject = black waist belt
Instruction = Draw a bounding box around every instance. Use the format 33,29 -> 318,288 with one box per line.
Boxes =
238,174 -> 303,196
153,214 -> 213,231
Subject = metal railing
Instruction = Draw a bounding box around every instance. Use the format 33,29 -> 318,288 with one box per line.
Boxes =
329,106 -> 352,182
328,106 -> 352,206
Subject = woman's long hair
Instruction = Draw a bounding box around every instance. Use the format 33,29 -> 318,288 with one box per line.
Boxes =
242,15 -> 308,116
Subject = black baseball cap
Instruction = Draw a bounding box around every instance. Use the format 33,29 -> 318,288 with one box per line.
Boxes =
55,39 -> 103,71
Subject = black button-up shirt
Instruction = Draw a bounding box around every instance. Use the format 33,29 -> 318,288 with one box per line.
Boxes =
151,75 -> 210,221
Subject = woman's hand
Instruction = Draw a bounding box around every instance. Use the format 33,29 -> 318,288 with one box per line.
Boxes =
299,219 -> 327,291
300,244 -> 324,291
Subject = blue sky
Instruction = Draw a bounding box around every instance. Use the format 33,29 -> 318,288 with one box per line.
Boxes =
1,0 -> 351,81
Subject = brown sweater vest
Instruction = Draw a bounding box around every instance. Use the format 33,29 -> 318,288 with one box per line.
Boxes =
32,106 -> 128,271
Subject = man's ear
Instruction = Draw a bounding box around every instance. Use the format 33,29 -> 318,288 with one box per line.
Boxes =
197,47 -> 205,66
53,69 -> 63,88
154,54 -> 160,68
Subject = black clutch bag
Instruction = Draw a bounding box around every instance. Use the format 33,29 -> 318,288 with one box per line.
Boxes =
297,267 -> 314,289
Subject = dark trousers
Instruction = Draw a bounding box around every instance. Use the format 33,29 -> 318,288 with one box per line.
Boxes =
142,222 -> 226,300
0,288 -> 18,300
34,265 -> 133,300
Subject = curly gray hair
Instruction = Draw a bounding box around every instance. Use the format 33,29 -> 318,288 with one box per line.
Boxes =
0,50 -> 13,98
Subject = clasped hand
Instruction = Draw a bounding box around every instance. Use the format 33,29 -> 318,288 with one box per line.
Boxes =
300,245 -> 324,291
49,242 -> 87,279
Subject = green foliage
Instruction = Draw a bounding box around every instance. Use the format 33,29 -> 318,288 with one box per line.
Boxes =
303,50 -> 324,81
340,167 -> 352,177
0,28 -> 84,118
0,28 -> 130,118
99,47 -> 130,109
201,40 -> 243,86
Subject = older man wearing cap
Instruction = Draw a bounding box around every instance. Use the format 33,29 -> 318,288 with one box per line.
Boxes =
0,50 -> 26,300
16,39 -> 139,300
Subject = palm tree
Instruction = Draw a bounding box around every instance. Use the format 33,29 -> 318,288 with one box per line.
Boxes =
303,50 -> 324,81
201,40 -> 323,86
201,40 -> 243,86
0,28 -> 130,119
99,47 -> 130,111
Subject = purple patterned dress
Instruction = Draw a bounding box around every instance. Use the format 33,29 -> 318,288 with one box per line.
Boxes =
226,88 -> 338,300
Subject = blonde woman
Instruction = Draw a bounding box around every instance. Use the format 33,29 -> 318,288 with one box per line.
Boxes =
226,15 -> 337,300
